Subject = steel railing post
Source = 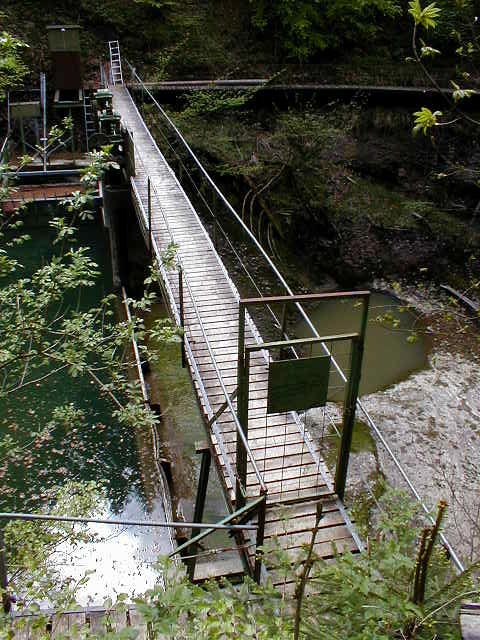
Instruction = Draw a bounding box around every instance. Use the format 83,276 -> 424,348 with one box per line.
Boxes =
0,528 -> 10,614
236,302 -> 248,508
187,443 -> 211,581
179,268 -> 186,368
335,295 -> 369,500
147,177 -> 152,257
254,490 -> 267,583
279,302 -> 288,359
213,219 -> 218,249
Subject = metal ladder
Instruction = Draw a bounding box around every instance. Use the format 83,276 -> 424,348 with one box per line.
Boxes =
108,40 -> 124,86
83,91 -> 96,152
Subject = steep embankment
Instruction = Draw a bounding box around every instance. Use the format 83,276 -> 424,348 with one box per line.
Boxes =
1,0 -> 440,84
146,99 -> 480,287
4,0 -> 479,286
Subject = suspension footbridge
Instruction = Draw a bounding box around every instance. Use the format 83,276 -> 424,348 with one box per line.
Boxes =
110,49 -> 365,589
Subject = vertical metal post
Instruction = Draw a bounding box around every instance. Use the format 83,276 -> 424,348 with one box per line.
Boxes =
280,302 -> 287,338
179,268 -> 186,368
187,444 -> 211,581
147,177 -> 152,257
211,189 -> 218,248
236,350 -> 250,510
7,91 -> 11,134
253,490 -> 267,583
40,72 -> 47,172
20,118 -> 26,155
236,302 -> 248,509
0,528 -> 10,614
279,302 -> 288,359
335,295 -> 369,500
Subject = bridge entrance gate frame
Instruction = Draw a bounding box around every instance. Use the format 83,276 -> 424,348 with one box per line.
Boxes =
182,291 -> 369,582
236,291 -> 370,506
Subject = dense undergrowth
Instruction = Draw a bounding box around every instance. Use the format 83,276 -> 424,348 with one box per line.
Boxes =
2,0 -> 479,287
1,0 -> 477,85
143,95 -> 480,285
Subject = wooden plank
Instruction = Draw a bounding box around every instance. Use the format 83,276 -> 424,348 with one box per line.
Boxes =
263,499 -> 341,524
219,428 -> 314,449
264,510 -> 347,537
127,607 -> 148,640
460,603 -> 480,640
105,608 -> 129,632
247,475 -> 329,499
11,617 -> 37,640
246,463 -> 320,485
184,308 -> 239,322
68,612 -> 86,636
86,610 -> 106,634
51,612 -> 71,638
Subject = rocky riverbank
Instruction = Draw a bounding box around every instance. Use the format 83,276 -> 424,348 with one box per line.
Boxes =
343,281 -> 479,563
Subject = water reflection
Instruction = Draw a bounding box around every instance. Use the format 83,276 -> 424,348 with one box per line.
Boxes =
296,292 -> 428,396
54,495 -> 170,605
1,213 -> 171,603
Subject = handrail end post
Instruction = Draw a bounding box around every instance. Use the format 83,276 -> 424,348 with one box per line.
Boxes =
253,490 -> 267,584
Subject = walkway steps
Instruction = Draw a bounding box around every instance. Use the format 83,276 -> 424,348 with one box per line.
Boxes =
9,606 -> 151,639
112,85 -> 360,588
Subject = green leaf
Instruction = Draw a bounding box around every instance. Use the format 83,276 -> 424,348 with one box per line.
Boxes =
412,107 -> 442,135
408,0 -> 441,29
419,41 -> 440,57
450,80 -> 476,102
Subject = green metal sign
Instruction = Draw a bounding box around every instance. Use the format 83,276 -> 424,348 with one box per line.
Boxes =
267,355 -> 331,414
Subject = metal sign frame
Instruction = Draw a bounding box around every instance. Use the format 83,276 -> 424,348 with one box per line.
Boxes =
236,291 -> 370,503
267,354 -> 331,414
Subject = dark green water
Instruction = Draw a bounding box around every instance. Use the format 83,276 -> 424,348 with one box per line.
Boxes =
295,292 -> 428,397
145,304 -> 231,550
1,220 -> 142,513
1,211 -> 171,602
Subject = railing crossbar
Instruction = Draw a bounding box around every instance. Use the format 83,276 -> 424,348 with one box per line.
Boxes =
0,512 -> 257,531
169,494 -> 264,558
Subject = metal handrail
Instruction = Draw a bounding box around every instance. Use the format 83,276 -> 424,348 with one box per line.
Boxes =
0,135 -> 9,165
169,494 -> 264,558
129,179 -> 236,493
130,178 -> 267,581
0,511 -> 258,612
0,512 -> 257,531
129,149 -> 266,493
125,63 -> 464,572
121,286 -> 149,404
144,117 -> 291,341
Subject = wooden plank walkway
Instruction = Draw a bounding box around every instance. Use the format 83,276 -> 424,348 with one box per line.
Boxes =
112,85 -> 360,586
9,606 -> 149,639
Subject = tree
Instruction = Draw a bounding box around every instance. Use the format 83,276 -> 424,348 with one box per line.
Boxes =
409,1 -> 479,142
249,0 -> 401,60
0,29 -> 182,614
0,17 -> 28,101
5,489 -> 466,640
